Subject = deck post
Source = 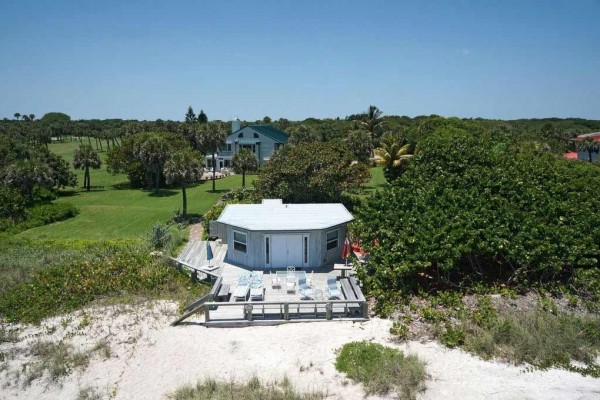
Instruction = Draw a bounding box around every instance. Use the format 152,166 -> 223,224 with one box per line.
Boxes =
204,304 -> 210,323
284,303 -> 290,320
361,302 -> 369,319
245,304 -> 253,321
326,303 -> 333,320
191,269 -> 198,282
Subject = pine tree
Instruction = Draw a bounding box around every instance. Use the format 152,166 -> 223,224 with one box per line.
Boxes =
185,106 -> 196,123
198,109 -> 208,124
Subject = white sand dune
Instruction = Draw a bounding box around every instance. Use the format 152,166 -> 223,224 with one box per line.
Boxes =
1,301 -> 598,399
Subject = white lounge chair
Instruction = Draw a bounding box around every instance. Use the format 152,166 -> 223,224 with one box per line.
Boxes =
299,277 -> 314,300
326,276 -> 341,299
286,275 -> 296,293
307,271 -> 314,286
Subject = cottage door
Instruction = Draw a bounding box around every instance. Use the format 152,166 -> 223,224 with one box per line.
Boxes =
271,235 -> 303,268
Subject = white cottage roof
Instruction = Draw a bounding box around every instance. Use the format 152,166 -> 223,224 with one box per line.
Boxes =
217,200 -> 354,231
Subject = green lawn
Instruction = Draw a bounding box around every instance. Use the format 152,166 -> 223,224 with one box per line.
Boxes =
20,140 -> 255,240
19,140 -> 380,240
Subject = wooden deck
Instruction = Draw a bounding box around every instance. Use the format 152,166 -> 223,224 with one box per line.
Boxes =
171,242 -> 368,326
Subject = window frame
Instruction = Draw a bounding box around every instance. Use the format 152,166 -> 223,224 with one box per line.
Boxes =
326,229 -> 338,251
233,230 -> 247,253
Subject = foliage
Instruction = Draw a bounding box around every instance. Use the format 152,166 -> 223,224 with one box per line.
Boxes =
73,144 -> 101,191
254,141 -> 370,203
2,159 -> 54,202
231,148 -> 258,187
288,125 -> 322,145
146,222 -> 172,250
167,376 -> 324,400
343,130 -> 372,163
335,341 -> 427,400
0,202 -> 78,234
371,132 -> 413,182
194,121 -> 227,192
0,241 -> 208,324
25,341 -> 90,385
459,301 -> 600,376
357,105 -> 384,139
0,187 -> 25,221
164,149 -> 204,216
355,128 -> 600,297
185,106 -> 197,123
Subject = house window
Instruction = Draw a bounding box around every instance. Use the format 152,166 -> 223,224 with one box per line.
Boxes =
326,230 -> 338,251
304,236 -> 308,263
238,132 -> 243,138
233,230 -> 247,253
226,143 -> 232,151
254,132 -> 259,138
274,143 -> 283,150
265,237 -> 270,264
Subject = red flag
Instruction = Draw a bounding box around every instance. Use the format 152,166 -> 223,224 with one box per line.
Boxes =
342,237 -> 350,260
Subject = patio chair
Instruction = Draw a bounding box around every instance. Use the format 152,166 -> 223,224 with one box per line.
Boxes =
286,275 -> 296,293
250,279 -> 264,301
306,271 -> 314,286
326,275 -> 341,299
270,271 -> 280,289
298,277 -> 314,300
232,283 -> 250,301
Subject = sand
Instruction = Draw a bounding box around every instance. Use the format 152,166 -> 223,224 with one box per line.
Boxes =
1,301 -> 598,399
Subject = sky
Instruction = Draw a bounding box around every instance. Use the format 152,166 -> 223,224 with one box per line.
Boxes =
0,0 -> 599,121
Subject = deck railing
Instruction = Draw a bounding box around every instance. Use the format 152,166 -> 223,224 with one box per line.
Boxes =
202,299 -> 368,323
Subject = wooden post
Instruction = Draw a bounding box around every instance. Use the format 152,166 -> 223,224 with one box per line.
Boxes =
204,304 -> 210,323
284,303 -> 290,320
191,269 -> 198,282
245,304 -> 253,321
326,303 -> 333,320
362,302 -> 369,319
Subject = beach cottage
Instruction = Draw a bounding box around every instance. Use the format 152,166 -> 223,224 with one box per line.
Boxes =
209,199 -> 353,269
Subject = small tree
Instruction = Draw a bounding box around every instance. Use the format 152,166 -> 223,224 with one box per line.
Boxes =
372,132 -> 412,182
164,150 -> 203,216
73,144 -> 102,191
288,125 -> 321,145
185,106 -> 196,123
231,149 -> 258,187
3,160 -> 54,202
198,109 -> 208,124
138,134 -> 171,192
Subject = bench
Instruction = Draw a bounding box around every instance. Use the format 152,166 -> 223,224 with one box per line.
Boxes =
340,278 -> 361,316
216,283 -> 230,302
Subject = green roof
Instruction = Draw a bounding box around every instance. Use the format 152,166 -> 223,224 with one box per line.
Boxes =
248,125 -> 289,143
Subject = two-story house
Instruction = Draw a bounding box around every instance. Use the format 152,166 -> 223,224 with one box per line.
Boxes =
205,119 -> 289,171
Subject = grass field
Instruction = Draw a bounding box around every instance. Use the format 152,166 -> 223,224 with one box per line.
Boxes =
19,140 -> 383,240
20,140 -> 256,240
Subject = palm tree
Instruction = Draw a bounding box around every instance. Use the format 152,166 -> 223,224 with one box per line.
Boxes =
29,114 -> 35,121
138,134 -> 171,192
577,138 -> 600,163
231,149 -> 258,187
371,132 -> 413,182
195,121 -> 227,192
13,113 -> 20,120
359,105 -> 384,140
164,150 -> 203,216
73,144 -> 102,191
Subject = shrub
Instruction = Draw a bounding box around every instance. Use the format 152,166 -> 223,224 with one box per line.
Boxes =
145,222 -> 172,250
335,341 -> 426,400
0,242 -> 208,324
0,202 -> 78,233
459,305 -> 600,376
167,376 -> 324,400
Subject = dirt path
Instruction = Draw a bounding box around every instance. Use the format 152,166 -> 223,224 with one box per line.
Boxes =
188,223 -> 204,243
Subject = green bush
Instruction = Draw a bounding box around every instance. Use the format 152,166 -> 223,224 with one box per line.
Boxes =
335,341 -> 426,400
0,202 -> 79,233
459,302 -> 600,376
0,242 -> 208,324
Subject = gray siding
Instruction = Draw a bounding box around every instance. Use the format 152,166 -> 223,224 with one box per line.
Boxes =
223,127 -> 283,167
221,223 -> 348,269
578,150 -> 600,162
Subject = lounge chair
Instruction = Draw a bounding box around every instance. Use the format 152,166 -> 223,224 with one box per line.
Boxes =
298,277 -> 314,300
232,273 -> 251,301
286,275 -> 296,293
326,275 -> 341,299
307,271 -> 314,286
250,280 -> 264,301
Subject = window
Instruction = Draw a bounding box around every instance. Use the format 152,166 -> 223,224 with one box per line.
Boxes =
265,237 -> 270,264
254,132 -> 259,138
274,143 -> 283,150
326,230 -> 338,251
233,230 -> 247,253
304,236 -> 308,263
226,143 -> 232,151
238,132 -> 243,138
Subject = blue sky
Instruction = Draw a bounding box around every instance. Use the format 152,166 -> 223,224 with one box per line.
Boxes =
1,0 -> 599,121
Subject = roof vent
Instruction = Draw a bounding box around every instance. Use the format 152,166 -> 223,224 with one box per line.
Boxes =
262,199 -> 283,205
